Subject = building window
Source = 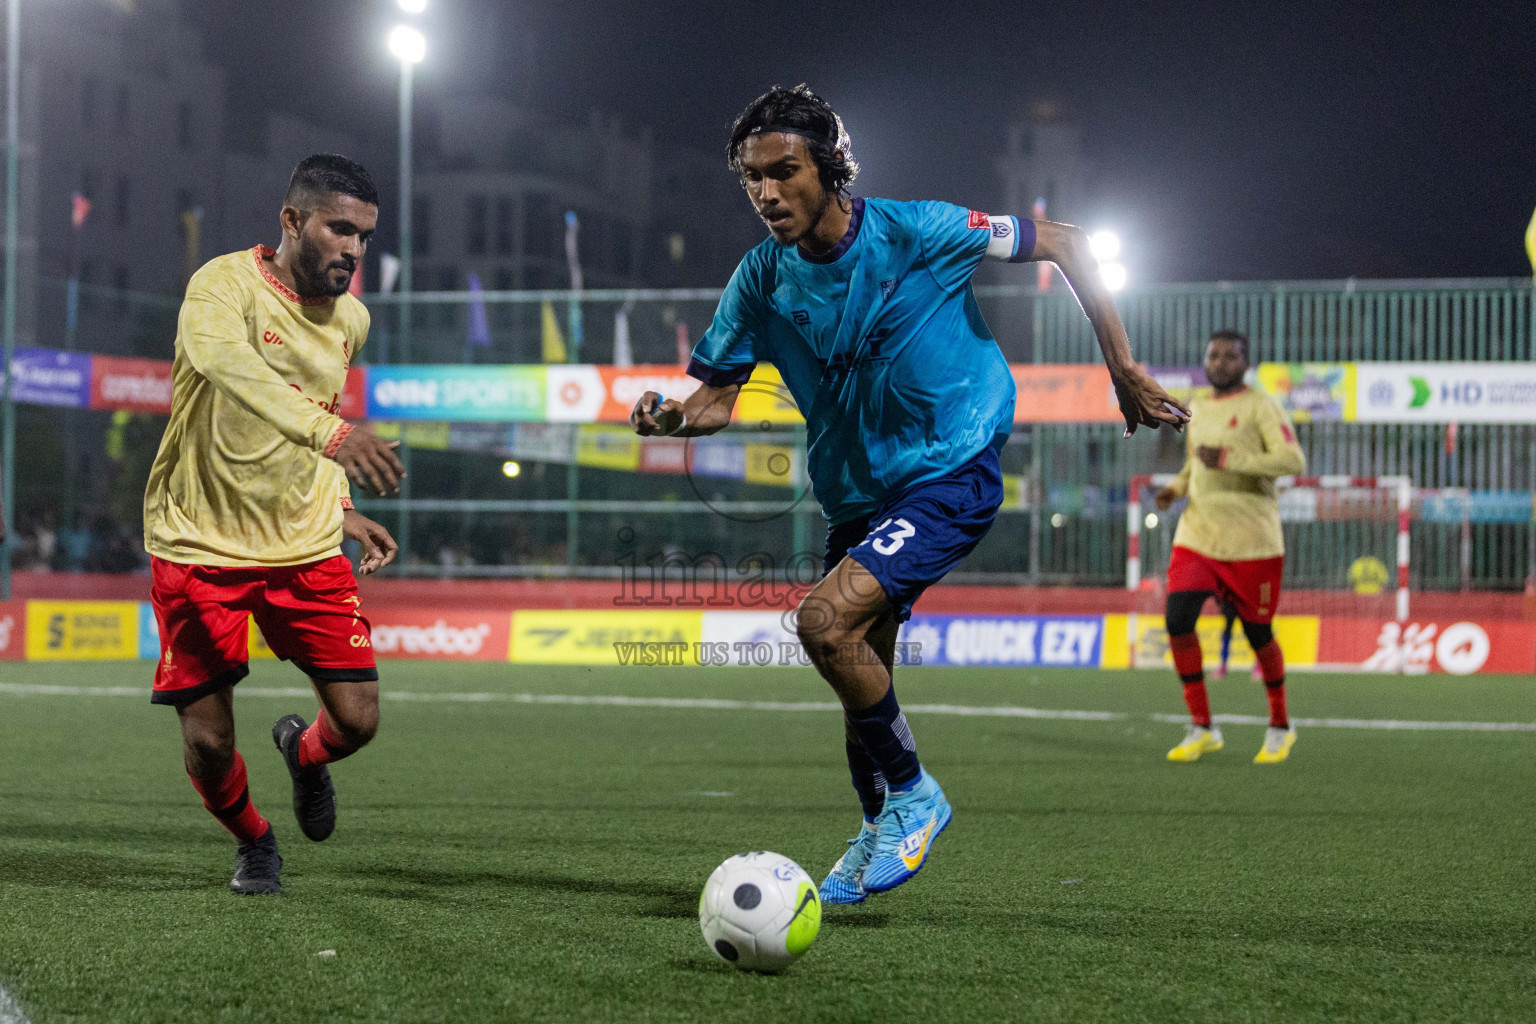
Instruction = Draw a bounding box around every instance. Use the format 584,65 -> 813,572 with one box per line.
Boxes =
114,84 -> 130,136
523,193 -> 560,259
82,74 -> 97,127
115,175 -> 131,227
176,101 -> 193,150
412,196 -> 431,256
495,197 -> 515,256
465,195 -> 488,255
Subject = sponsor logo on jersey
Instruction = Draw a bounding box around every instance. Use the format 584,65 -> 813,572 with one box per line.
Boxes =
967,210 -> 990,230
263,330 -> 284,346
990,219 -> 1012,238
791,309 -> 811,327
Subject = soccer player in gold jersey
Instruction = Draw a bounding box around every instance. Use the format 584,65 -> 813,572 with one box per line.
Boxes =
143,154 -> 405,894
1155,330 -> 1305,765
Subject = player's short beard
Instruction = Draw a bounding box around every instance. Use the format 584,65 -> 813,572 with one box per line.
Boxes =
293,231 -> 353,299
783,188 -> 834,248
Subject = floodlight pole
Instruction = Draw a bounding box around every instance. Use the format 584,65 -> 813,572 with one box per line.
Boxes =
2,0 -> 20,600
395,52 -> 414,565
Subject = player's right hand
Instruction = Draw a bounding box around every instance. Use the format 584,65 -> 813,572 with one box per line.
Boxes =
331,425 -> 406,496
1154,486 -> 1180,511
1111,363 -> 1190,436
630,391 -> 684,436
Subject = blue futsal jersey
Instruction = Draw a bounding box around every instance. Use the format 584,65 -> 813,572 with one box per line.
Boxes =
688,197 -> 1034,525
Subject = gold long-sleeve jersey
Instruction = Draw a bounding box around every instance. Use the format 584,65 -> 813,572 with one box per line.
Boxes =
1165,385 -> 1306,562
144,246 -> 367,567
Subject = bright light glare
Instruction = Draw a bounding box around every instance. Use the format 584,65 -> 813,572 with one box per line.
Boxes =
1089,229 -> 1121,263
501,460 -> 521,478
1050,513 -> 1065,528
1145,512 -> 1159,529
387,25 -> 427,64
397,0 -> 428,11
1100,261 -> 1128,292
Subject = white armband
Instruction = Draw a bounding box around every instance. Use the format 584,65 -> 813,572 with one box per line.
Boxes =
975,214 -> 1034,262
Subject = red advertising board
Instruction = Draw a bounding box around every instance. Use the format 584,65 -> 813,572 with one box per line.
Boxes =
1316,617 -> 1536,674
597,366 -> 699,422
0,601 -> 23,660
91,354 -> 174,414
366,608 -> 511,661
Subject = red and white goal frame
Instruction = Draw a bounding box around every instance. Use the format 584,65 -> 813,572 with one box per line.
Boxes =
1126,474 -> 1412,623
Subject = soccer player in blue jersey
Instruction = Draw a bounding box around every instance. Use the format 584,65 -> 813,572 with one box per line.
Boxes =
631,86 -> 1187,903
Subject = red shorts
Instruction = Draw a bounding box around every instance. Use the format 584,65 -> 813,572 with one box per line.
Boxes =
150,555 -> 377,707
1166,545 -> 1285,623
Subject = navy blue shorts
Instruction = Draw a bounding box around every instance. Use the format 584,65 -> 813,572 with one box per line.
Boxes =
823,446 -> 1004,622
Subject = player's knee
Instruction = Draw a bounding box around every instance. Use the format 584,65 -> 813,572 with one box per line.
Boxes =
1242,620 -> 1274,651
181,725 -> 234,777
333,703 -> 379,748
1164,591 -> 1206,637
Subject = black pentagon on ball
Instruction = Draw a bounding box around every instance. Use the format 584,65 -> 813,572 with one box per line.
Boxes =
733,883 -> 762,910
714,939 -> 739,962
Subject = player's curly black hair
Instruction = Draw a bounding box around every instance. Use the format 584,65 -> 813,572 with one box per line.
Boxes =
1210,328 -> 1250,359
726,85 -> 859,199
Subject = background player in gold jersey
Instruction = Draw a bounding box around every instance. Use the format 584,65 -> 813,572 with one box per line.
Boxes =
1155,330 -> 1305,765
143,155 -> 405,894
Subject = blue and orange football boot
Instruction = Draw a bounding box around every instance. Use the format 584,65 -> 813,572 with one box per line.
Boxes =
861,768 -> 952,893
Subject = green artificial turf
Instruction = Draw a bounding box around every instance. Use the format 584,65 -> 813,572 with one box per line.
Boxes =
1,661 -> 1533,1023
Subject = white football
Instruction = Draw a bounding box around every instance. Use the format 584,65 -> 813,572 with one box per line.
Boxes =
698,851 -> 822,973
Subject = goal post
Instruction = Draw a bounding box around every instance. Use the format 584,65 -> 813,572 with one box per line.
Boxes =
1126,474 -> 1412,671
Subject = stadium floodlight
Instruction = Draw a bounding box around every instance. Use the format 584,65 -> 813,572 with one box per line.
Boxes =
1088,229 -> 1121,263
387,24 -> 426,64
397,0 -> 428,11
1144,512 -> 1159,530
502,460 -> 521,479
1050,513 -> 1065,528
1100,261 -> 1128,292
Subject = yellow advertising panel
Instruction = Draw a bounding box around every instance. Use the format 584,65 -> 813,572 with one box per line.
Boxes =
743,443 -> 797,487
1255,363 -> 1356,423
374,421 -> 452,450
576,425 -> 642,471
733,364 -> 803,425
511,610 -> 703,665
26,601 -> 141,660
248,617 -> 279,660
1101,613 -> 1319,670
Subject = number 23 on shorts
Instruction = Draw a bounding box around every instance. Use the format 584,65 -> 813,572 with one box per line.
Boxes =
868,517 -> 916,555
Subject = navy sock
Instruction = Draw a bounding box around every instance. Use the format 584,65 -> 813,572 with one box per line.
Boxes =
844,686 -> 921,791
844,729 -> 887,820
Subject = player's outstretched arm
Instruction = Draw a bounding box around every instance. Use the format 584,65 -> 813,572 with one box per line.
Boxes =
342,508 -> 398,576
1029,221 -> 1190,436
630,383 -> 741,438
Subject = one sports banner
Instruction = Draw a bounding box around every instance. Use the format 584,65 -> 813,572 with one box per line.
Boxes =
366,365 -> 547,421
1354,363 -> 1536,423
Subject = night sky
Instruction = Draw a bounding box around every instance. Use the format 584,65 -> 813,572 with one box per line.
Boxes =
190,0 -> 1535,283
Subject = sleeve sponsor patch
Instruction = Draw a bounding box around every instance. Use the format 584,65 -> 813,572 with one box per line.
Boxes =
967,210 -> 991,230
983,215 -> 1019,260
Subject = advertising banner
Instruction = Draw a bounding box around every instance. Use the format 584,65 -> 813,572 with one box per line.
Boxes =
1355,362 -> 1536,424
1315,618 -> 1536,675
368,609 -> 512,661
366,365 -> 546,421
700,611 -> 801,666
4,347 -> 92,408
510,610 -> 703,665
898,614 -> 1104,668
25,601 -> 141,660
1100,614 -> 1320,670
576,426 -> 642,472
0,601 -> 24,661
1010,365 -> 1120,424
1256,363 -> 1355,422
90,354 -> 174,414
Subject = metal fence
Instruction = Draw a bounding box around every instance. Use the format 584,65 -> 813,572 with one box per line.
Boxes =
12,276 -> 1536,590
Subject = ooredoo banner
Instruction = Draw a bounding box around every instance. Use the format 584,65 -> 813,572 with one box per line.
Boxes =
91,354 -> 174,414
368,609 -> 512,661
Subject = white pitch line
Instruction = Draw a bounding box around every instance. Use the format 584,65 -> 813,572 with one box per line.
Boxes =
0,682 -> 1532,732
0,984 -> 30,1024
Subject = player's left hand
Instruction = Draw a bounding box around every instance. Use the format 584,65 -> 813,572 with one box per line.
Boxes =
343,509 -> 399,576
1195,445 -> 1225,469
1111,363 -> 1190,436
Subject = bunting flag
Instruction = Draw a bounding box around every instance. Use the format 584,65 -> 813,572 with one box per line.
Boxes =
612,302 -> 634,368
465,273 -> 491,347
1525,206 -> 1536,276
1033,198 -> 1050,292
71,192 -> 92,230
540,301 -> 567,363
379,252 -> 401,295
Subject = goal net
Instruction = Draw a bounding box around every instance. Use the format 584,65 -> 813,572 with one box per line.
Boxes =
1125,474 -> 1412,673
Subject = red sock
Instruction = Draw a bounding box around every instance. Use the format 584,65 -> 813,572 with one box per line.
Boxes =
1254,640 -> 1288,728
298,712 -> 357,769
1169,633 -> 1210,726
189,751 -> 268,843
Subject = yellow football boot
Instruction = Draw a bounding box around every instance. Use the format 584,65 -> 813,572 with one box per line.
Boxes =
1166,724 -> 1223,762
1253,726 -> 1297,764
